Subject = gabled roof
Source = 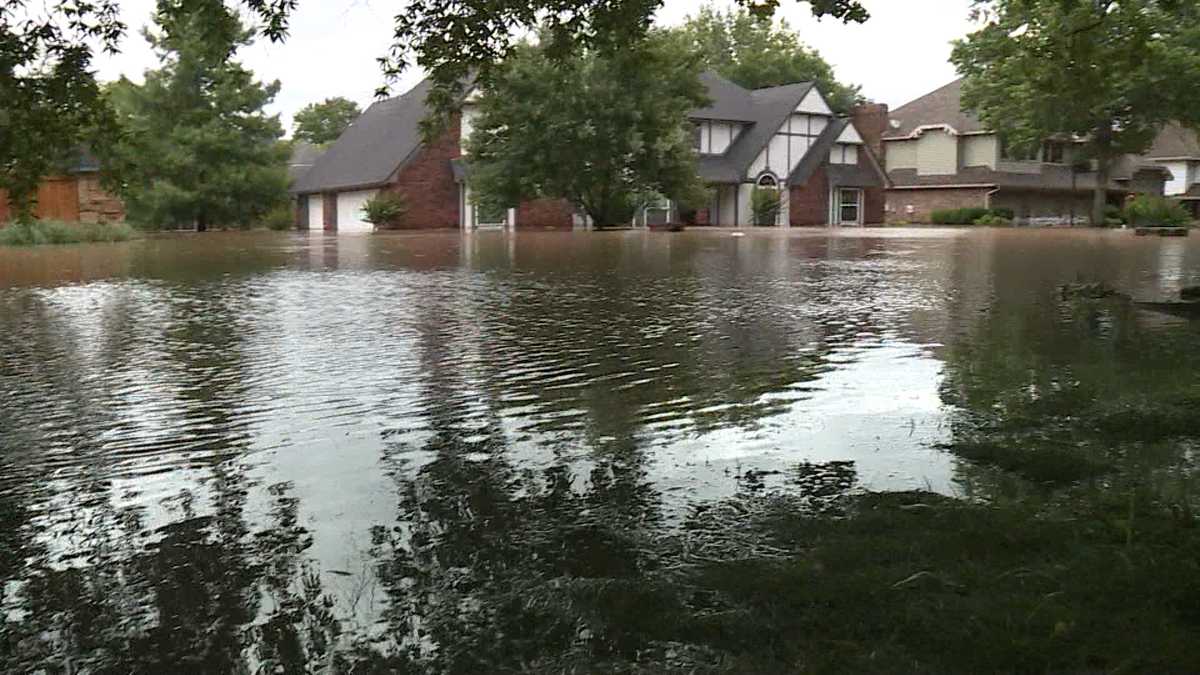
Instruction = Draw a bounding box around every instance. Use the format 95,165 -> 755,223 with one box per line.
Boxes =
292,79 -> 434,194
287,141 -> 324,184
884,79 -> 988,140
1146,123 -> 1200,160
789,118 -> 886,188
692,75 -> 817,183
690,72 -> 759,122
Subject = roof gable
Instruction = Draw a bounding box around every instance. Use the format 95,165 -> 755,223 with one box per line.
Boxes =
836,124 -> 863,144
884,78 -> 988,140
292,79 -> 434,195
1147,123 -> 1200,159
796,88 -> 832,115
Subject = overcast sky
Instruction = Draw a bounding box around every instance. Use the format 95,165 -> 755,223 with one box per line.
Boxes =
94,0 -> 979,136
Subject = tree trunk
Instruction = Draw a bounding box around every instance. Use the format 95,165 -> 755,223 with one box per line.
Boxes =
1091,158 -> 1110,227
197,212 -> 208,232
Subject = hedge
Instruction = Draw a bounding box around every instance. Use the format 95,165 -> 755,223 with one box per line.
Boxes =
930,207 -> 1014,225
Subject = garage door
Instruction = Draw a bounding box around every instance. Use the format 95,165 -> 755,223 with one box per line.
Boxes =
336,190 -> 378,233
307,195 -> 323,230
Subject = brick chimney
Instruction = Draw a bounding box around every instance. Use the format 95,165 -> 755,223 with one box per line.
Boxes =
851,102 -> 889,159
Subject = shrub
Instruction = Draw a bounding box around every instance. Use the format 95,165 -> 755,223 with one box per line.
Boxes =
1123,195 -> 1190,228
1104,204 -> 1125,225
0,220 -> 137,247
931,207 -> 1008,225
973,213 -> 1012,226
263,205 -> 295,231
751,187 -> 781,226
361,193 -> 408,228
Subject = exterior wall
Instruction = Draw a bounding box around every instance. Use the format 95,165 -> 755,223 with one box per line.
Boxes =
790,166 -> 831,226
382,115 -> 462,229
916,130 -> 959,176
697,121 -> 742,156
737,183 -> 755,224
307,195 -> 323,230
961,135 -> 999,169
336,189 -> 379,233
885,140 -> 918,170
1128,171 -> 1167,197
76,174 -> 124,223
717,185 -> 738,225
851,103 -> 888,158
322,193 -> 337,230
989,190 -> 1095,225
516,198 -> 574,229
748,111 -> 829,180
1163,160 -> 1190,195
885,187 -> 992,223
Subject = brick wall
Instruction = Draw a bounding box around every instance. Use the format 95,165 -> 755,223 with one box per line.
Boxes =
791,166 -> 830,226
516,198 -> 574,229
851,103 -> 889,159
884,187 -> 992,223
382,115 -> 462,230
76,174 -> 125,223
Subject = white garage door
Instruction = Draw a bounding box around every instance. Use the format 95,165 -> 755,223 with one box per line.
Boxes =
336,190 -> 378,233
307,195 -> 322,230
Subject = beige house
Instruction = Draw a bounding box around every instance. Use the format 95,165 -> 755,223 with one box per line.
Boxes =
883,79 -> 1169,224
1145,123 -> 1200,219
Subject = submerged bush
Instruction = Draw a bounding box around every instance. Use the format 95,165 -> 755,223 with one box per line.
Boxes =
1124,195 -> 1190,227
931,207 -> 1010,225
0,220 -> 137,246
751,187 -> 781,226
262,205 -> 295,231
361,192 -> 408,228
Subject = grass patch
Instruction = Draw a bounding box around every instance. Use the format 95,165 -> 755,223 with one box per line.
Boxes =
942,441 -> 1112,486
0,219 -> 137,246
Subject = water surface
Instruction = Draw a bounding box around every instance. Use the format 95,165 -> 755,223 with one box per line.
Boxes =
2,228 -> 1198,671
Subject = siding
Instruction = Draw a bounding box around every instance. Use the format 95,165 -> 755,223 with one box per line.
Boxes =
916,130 -> 959,176
885,140 -> 918,170
961,135 -> 998,169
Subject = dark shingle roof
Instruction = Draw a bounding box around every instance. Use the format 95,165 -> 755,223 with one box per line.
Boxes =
690,72 -> 759,122
1146,123 -> 1200,159
884,79 -> 987,140
889,160 -> 1165,192
790,118 -> 845,184
292,79 -> 434,194
287,141 -> 324,184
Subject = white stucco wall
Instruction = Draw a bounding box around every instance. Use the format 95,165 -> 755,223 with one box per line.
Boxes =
1163,160 -> 1190,195
307,195 -> 322,230
336,189 -> 378,233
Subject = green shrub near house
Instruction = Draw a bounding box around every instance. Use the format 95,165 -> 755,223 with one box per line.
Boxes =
0,220 -> 137,247
930,207 -> 1014,225
1123,195 -> 1190,228
361,193 -> 408,229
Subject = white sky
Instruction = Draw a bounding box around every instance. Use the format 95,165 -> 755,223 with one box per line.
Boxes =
93,0 -> 979,135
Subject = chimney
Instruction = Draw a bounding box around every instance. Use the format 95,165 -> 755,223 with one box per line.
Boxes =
851,102 -> 889,159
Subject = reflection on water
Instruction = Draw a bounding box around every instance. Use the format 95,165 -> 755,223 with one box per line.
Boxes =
2,228 -> 1199,670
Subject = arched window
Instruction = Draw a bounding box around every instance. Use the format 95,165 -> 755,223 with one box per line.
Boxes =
757,172 -> 779,188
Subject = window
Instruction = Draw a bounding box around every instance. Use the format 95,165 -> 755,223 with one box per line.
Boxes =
829,144 -> 858,165
1041,141 -> 1067,164
693,123 -> 704,153
838,188 -> 861,225
757,173 -> 779,188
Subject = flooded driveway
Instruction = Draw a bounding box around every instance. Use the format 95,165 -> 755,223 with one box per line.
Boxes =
2,228 -> 1198,671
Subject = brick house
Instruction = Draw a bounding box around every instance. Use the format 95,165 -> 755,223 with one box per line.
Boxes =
0,150 -> 125,224
290,72 -> 889,232
883,79 -> 1169,224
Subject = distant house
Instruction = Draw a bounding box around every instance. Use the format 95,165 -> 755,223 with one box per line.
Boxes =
883,79 -> 1169,224
0,150 -> 124,224
1145,123 -> 1200,219
290,72 -> 889,232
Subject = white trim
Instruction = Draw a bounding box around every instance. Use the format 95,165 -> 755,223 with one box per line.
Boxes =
836,124 -> 864,144
796,88 -> 832,115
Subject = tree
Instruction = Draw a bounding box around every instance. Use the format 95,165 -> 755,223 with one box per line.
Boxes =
101,1 -> 289,230
465,36 -> 709,228
669,5 -> 862,112
292,97 -> 361,145
951,0 -> 1200,226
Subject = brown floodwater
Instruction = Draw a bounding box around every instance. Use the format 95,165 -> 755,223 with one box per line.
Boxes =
1,228 -> 1198,671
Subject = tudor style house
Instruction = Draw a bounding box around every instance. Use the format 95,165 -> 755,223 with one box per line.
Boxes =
1145,123 -> 1200,219
290,72 -> 889,231
883,79 -> 1169,224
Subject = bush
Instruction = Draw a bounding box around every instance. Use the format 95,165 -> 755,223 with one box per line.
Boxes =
1123,195 -> 1190,228
263,205 -> 295,231
751,187 -> 781,226
361,193 -> 408,228
931,207 -> 1010,225
0,220 -> 137,247
1104,204 -> 1125,225
973,213 -> 1012,226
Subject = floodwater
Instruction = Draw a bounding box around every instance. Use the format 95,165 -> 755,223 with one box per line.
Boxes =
1,228 -> 1198,671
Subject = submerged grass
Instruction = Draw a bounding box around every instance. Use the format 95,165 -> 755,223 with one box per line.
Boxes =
0,219 -> 137,246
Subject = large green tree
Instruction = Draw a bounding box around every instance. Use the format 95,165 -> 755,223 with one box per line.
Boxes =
292,97 -> 361,145
669,5 -> 862,112
465,36 -> 708,228
951,0 -> 1200,226
102,1 -> 288,230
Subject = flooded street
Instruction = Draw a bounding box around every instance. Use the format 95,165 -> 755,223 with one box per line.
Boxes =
2,228 -> 1199,672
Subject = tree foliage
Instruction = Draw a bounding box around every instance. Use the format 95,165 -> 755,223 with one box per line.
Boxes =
101,1 -> 289,230
465,36 -> 709,228
293,97 -> 361,145
669,5 -> 862,112
951,0 -> 1200,225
